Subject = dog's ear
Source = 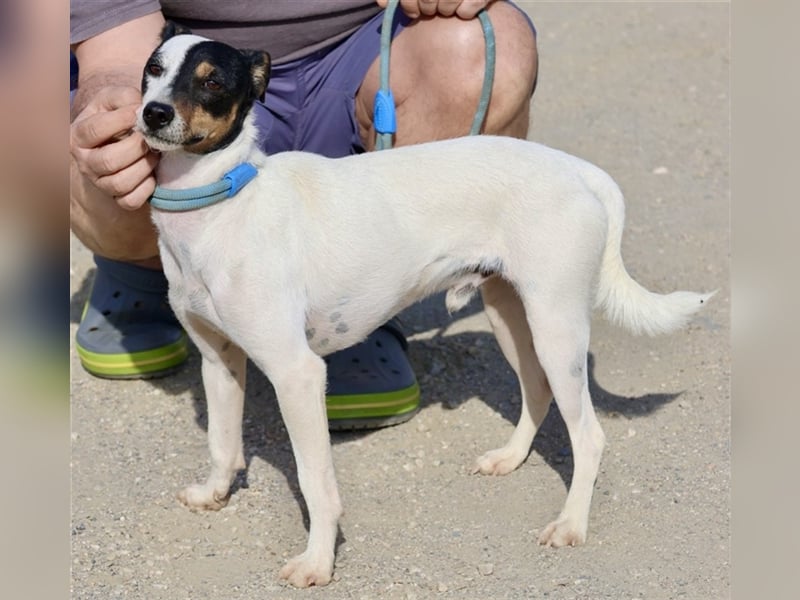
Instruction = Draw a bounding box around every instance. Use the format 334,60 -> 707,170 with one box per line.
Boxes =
241,50 -> 271,103
160,21 -> 192,42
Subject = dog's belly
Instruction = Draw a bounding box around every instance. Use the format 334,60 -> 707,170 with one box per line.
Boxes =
303,301 -> 387,356
302,254 -> 497,356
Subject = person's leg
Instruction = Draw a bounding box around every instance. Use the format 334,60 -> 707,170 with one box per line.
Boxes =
72,53 -> 188,379
355,1 -> 538,147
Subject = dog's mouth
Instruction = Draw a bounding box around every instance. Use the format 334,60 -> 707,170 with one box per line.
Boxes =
138,128 -> 205,153
140,132 -> 183,152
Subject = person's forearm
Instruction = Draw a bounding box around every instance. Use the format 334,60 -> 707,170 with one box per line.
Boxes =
70,11 -> 166,260
70,70 -> 141,121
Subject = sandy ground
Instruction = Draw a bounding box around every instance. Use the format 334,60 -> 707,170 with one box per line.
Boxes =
70,3 -> 730,598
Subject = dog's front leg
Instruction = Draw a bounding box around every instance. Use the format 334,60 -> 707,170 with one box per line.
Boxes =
259,347 -> 341,587
177,319 -> 247,511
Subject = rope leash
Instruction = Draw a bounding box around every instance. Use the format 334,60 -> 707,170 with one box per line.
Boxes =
374,0 -> 496,151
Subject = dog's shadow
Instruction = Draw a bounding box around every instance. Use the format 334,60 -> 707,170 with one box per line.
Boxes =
71,272 -> 680,536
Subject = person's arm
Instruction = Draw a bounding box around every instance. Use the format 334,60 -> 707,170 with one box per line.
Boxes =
70,11 -> 166,262
71,11 -> 166,117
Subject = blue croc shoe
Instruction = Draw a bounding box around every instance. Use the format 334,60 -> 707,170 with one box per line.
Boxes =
76,256 -> 188,379
325,319 -> 420,430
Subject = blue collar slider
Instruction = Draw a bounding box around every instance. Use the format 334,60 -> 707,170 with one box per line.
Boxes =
150,162 -> 258,211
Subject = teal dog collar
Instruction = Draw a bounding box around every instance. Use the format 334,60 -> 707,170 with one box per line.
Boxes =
150,163 -> 258,211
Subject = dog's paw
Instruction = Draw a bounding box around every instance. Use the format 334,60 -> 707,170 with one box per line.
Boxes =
177,483 -> 230,511
278,550 -> 334,588
471,446 -> 526,476
537,517 -> 587,547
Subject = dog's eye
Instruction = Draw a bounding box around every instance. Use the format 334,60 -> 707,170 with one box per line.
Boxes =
203,79 -> 222,91
146,63 -> 163,77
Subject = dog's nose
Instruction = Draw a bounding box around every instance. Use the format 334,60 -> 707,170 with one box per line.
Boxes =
142,102 -> 175,130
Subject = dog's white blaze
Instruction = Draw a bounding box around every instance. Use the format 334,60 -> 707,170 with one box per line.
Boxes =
142,34 -> 207,104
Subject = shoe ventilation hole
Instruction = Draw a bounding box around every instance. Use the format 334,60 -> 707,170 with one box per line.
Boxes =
102,310 -> 111,316
375,340 -> 383,348
89,326 -> 99,332
112,290 -> 121,299
379,357 -> 388,364
391,369 -> 400,375
351,357 -> 360,364
133,301 -> 143,309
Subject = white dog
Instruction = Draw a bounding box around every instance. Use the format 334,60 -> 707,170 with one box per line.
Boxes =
136,24 -> 711,587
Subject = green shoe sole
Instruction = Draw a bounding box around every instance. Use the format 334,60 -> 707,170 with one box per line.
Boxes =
75,256 -> 189,380
76,333 -> 189,379
326,382 -> 420,431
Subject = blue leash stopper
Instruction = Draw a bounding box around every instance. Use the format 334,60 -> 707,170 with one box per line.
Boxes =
374,89 -> 397,135
223,163 -> 258,197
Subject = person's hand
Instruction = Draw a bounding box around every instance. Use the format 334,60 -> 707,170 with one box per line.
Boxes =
376,0 -> 493,20
70,83 -> 162,261
70,84 -> 159,211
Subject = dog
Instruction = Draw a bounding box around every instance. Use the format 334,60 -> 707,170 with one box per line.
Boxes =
135,23 -> 711,587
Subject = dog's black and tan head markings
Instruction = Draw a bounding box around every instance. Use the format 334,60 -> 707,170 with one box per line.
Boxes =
138,22 -> 270,154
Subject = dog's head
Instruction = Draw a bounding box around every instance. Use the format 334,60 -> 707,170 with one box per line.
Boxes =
137,22 -> 270,154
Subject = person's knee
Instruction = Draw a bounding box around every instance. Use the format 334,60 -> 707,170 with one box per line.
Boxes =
472,1 -> 538,134
388,2 -> 538,136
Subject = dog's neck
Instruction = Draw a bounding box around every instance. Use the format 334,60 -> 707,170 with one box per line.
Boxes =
154,112 -> 262,190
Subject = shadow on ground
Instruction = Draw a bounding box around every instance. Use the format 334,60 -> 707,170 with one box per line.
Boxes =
71,269 -> 680,518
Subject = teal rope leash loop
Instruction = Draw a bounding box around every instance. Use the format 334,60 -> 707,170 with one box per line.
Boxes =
375,1 -> 400,151
374,0 -> 496,150
472,10 -> 496,136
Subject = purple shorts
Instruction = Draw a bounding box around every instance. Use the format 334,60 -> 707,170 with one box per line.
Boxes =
254,9 -> 410,158
254,4 -> 536,158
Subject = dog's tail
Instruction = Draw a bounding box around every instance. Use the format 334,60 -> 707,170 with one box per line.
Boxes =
590,169 -> 714,336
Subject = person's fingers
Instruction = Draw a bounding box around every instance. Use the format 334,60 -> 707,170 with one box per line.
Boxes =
434,0 -> 460,17
91,85 -> 143,114
111,167 -> 158,212
417,0 -> 439,17
455,0 -> 491,20
71,103 -> 139,150
93,152 -> 158,207
82,130 -> 151,178
393,0 -> 420,19
380,0 -> 490,20
113,174 -> 157,212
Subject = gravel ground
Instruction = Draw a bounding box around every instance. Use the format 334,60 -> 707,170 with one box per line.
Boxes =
70,3 -> 730,598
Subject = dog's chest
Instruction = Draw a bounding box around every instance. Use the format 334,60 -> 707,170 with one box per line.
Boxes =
153,212 -> 227,324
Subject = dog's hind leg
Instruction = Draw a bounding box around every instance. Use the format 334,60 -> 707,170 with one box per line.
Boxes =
524,299 -> 605,547
473,277 -> 553,475
177,316 -> 248,511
